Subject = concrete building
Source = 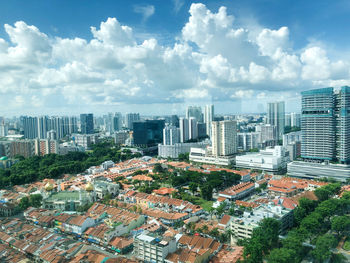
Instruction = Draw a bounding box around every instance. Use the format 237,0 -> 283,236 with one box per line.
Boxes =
230,203 -> 293,241
186,106 -> 203,122
134,233 -> 177,263
301,87 -> 350,164
267,101 -> 285,140
287,161 -> 350,182
237,132 -> 260,151
257,124 -> 278,144
179,118 -> 189,143
163,124 -> 180,145
290,112 -> 301,127
133,120 -> 165,146
35,139 -> 59,156
73,134 -> 98,150
212,120 -> 237,157
204,104 -> 214,138
235,146 -> 289,174
80,113 -> 94,134
188,117 -> 198,140
126,113 -> 140,130
189,147 -> 235,166
114,130 -> 129,145
283,131 -> 302,146
158,141 -> 209,159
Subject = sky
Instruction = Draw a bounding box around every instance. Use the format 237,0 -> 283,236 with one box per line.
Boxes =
1,0 -> 350,116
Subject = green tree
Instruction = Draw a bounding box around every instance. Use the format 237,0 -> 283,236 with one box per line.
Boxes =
268,248 -> 298,263
200,184 -> 213,200
189,182 -> 198,194
331,216 -> 350,237
19,196 -> 30,210
312,234 -> 337,262
29,194 -> 43,208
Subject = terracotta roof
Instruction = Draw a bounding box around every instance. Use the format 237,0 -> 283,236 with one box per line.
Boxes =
235,200 -> 260,208
219,215 -> 232,226
153,187 -> 176,195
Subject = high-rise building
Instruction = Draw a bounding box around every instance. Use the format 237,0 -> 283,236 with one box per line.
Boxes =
197,122 -> 207,138
68,116 -> 78,134
211,120 -> 237,156
179,118 -> 189,143
186,106 -> 203,122
257,124 -> 278,143
35,139 -> 59,156
290,112 -> 301,127
204,105 -> 214,137
37,116 -> 49,139
267,101 -> 285,139
80,114 -> 94,134
133,120 -> 165,146
301,87 -> 350,163
163,124 -> 180,145
21,116 -> 38,139
170,115 -> 179,128
285,113 -> 291,127
0,119 -> 8,137
126,113 -> 140,130
188,117 -> 198,140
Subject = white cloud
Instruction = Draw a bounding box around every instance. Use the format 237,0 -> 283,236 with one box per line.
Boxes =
172,0 -> 184,13
0,3 -> 349,115
133,5 -> 155,22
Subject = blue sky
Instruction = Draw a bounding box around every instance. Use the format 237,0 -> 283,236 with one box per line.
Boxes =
0,0 -> 349,116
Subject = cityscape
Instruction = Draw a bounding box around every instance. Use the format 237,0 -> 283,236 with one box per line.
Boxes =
0,1 -> 350,263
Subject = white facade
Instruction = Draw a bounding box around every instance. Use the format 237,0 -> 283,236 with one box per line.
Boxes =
134,233 -> 177,263
189,147 -> 235,166
267,101 -> 285,140
235,146 -> 289,173
237,132 -> 261,151
283,131 -> 302,146
158,141 -> 209,159
179,118 -> 189,143
204,105 -> 214,138
188,117 -> 198,140
212,120 -> 237,156
163,125 -> 180,145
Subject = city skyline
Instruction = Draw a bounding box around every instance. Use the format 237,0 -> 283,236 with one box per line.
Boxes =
1,1 -> 350,116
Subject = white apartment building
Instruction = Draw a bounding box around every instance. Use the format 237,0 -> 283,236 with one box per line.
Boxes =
212,120 -> 237,156
134,233 -> 177,263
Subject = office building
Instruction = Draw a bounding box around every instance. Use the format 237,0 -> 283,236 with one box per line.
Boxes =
188,117 -> 198,140
285,113 -> 291,127
170,115 -> 179,128
186,106 -> 203,122
179,118 -> 189,143
283,131 -> 301,147
163,124 -> 180,145
197,122 -> 207,138
290,112 -> 301,127
126,113 -> 140,129
204,104 -> 214,137
212,120 -> 237,157
80,114 -> 94,134
300,87 -> 350,163
267,101 -> 285,139
73,134 -> 98,150
133,120 -> 165,146
237,132 -> 261,151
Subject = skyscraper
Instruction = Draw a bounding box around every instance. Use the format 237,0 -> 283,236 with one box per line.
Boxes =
211,120 -> 237,156
290,112 -> 301,127
189,117 -> 198,140
186,106 -> 203,122
80,113 -> 94,134
204,105 -> 214,137
301,87 -> 350,163
133,120 -> 165,146
267,101 -> 285,139
300,87 -> 350,163
163,124 -> 180,145
179,118 -> 189,143
126,113 -> 140,129
21,116 -> 38,139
